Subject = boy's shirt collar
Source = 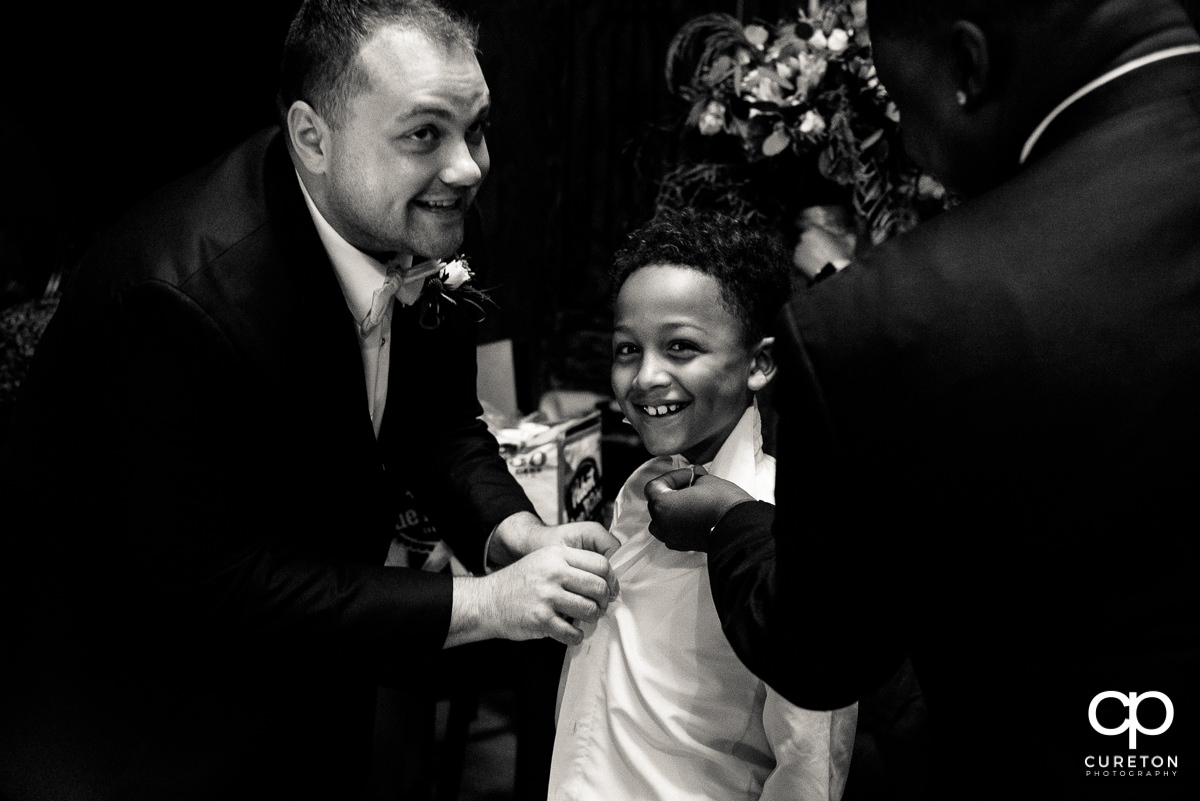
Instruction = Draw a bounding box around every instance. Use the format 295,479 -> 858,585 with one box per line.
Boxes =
671,401 -> 762,491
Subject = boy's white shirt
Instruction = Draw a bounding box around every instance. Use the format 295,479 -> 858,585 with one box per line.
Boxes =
548,402 -> 858,801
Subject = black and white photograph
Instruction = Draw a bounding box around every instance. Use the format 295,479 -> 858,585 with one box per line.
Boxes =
2,2 -> 1197,800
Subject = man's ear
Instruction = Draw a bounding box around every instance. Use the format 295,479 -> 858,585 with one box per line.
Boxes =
949,20 -> 990,109
747,336 -> 777,392
287,100 -> 332,174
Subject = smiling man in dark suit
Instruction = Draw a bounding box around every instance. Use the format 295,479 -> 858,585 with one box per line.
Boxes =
646,1 -> 1200,799
0,1 -> 617,798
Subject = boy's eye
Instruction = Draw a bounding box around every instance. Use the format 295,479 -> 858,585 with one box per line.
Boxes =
613,342 -> 639,358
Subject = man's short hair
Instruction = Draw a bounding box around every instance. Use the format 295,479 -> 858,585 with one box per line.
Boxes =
611,209 -> 796,344
277,0 -> 479,128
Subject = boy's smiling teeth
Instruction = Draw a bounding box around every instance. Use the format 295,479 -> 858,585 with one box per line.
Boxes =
641,402 -> 687,417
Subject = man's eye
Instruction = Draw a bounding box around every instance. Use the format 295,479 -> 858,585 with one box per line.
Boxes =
406,127 -> 439,144
466,119 -> 491,143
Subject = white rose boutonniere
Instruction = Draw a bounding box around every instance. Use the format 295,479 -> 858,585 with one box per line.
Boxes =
416,255 -> 496,330
439,257 -> 472,290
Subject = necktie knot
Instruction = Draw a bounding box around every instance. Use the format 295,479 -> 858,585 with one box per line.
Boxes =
360,260 -> 442,334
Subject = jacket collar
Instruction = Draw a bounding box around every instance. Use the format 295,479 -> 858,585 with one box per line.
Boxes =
1022,50 -> 1200,166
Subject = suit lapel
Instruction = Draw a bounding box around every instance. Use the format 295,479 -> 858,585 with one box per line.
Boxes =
264,135 -> 380,458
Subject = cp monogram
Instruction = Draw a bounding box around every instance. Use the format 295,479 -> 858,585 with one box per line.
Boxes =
1088,691 -> 1174,749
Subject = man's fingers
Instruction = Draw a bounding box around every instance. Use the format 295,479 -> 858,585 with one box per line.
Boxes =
562,547 -> 619,600
546,616 -> 585,647
553,588 -> 604,623
644,466 -> 696,501
577,522 -> 620,557
550,521 -> 620,558
648,520 -> 689,551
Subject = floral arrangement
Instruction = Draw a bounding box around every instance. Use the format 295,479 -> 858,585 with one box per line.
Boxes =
414,256 -> 495,331
658,0 -> 947,274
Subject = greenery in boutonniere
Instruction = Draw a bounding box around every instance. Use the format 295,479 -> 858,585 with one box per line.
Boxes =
415,256 -> 496,330
656,0 -> 950,279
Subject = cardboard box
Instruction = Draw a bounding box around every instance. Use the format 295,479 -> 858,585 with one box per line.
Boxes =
497,411 -> 604,525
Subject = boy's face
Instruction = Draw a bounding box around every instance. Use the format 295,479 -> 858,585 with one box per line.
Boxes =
612,264 -> 764,465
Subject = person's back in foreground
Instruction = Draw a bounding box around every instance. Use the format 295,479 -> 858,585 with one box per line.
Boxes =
647,2 -> 1200,799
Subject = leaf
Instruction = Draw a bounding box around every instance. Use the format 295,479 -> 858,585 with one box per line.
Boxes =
705,55 -> 736,87
778,39 -> 803,60
860,128 -> 883,149
756,67 -> 791,88
763,128 -> 791,157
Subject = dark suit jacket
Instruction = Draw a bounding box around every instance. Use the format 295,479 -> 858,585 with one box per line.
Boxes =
0,128 -> 535,800
706,53 -> 1200,799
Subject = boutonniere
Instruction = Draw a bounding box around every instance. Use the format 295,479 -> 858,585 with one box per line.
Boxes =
414,255 -> 496,330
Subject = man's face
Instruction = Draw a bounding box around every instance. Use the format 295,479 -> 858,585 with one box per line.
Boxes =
868,3 -> 1005,198
870,23 -> 957,188
319,26 -> 490,260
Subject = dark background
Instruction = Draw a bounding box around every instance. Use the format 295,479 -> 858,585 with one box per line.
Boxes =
6,0 -> 1197,410
1,0 -> 791,412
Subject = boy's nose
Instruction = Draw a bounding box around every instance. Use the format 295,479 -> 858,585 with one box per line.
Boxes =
633,356 -> 670,390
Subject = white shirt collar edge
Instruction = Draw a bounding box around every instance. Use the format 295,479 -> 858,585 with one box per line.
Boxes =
294,171 -> 411,325
1019,44 -> 1200,166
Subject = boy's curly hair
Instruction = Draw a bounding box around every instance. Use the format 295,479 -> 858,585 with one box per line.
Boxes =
611,208 -> 796,343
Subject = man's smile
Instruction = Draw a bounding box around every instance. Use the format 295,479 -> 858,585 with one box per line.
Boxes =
413,197 -> 465,212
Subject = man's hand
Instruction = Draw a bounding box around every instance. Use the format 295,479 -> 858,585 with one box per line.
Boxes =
644,466 -> 755,552
447,544 -> 617,647
447,512 -> 620,648
487,511 -> 619,567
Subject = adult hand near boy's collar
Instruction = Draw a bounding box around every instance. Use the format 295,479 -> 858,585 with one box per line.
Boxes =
644,466 -> 755,552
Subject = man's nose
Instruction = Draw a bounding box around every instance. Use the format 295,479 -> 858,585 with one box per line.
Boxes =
440,137 -> 486,188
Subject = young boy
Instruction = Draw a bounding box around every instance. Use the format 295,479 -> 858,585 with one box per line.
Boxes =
548,209 -> 858,800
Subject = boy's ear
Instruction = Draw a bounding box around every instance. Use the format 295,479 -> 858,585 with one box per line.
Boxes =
747,336 -> 777,392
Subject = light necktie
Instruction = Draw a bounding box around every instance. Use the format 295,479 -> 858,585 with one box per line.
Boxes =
360,259 -> 443,335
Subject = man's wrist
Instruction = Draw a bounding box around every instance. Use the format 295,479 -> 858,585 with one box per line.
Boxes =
445,575 -> 490,649
710,499 -> 773,546
714,497 -> 758,530
486,511 -> 545,569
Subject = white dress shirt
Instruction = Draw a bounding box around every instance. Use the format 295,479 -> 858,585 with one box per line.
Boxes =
297,173 -> 409,438
549,403 -> 858,801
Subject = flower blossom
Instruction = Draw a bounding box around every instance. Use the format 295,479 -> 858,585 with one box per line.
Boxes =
799,109 -> 827,136
794,53 -> 828,97
827,28 -> 850,52
744,69 -> 786,104
698,101 -> 726,135
439,258 -> 473,289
